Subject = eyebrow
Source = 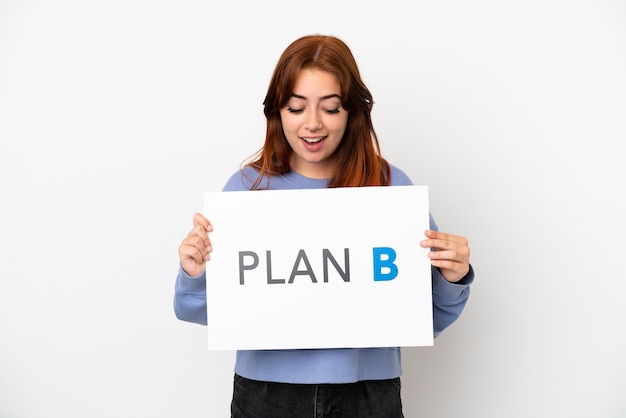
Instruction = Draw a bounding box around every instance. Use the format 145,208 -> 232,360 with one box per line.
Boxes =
291,93 -> 342,101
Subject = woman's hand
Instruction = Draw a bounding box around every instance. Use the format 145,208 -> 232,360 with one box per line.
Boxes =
420,230 -> 470,283
178,213 -> 213,277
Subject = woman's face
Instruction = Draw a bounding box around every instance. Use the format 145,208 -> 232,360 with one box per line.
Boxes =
280,69 -> 348,179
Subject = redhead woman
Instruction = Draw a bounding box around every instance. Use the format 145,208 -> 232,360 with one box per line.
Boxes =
174,34 -> 473,418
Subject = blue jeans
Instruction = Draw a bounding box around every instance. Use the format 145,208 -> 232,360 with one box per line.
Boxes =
231,374 -> 404,418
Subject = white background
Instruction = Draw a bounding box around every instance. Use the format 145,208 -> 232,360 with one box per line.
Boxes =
1,1 -> 625,417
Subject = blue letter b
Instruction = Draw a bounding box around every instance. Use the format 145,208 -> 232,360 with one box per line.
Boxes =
373,247 -> 398,281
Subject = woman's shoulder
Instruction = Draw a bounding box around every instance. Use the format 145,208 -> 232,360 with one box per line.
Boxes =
222,166 -> 263,191
388,163 -> 413,186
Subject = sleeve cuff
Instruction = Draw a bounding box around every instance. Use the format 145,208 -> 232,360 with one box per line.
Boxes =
432,264 -> 474,301
176,265 -> 207,293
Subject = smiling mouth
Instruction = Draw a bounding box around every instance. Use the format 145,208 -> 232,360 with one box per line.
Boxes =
302,136 -> 326,144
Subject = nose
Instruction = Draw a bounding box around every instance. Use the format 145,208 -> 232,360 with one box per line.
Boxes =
305,110 -> 322,132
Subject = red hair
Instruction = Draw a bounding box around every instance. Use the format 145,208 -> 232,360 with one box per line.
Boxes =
246,34 -> 390,188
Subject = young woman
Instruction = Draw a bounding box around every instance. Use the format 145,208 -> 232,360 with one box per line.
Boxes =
174,34 -> 474,418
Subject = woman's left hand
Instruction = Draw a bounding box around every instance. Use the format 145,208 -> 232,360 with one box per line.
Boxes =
420,230 -> 471,283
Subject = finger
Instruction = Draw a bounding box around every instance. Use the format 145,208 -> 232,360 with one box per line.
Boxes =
421,231 -> 468,251
423,230 -> 467,244
420,237 -> 452,251
188,224 -> 211,244
193,213 -> 213,232
429,257 -> 462,271
183,233 -> 209,250
429,258 -> 470,282
179,243 -> 206,265
182,235 -> 213,259
197,246 -> 212,262
181,237 -> 213,264
428,248 -> 469,264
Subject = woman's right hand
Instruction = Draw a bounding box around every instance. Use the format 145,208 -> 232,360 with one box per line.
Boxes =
178,213 -> 213,277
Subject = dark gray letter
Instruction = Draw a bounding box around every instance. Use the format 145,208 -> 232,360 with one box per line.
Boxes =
323,248 -> 350,282
238,251 -> 258,285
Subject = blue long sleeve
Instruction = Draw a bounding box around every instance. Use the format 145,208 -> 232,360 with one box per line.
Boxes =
173,268 -> 208,325
431,265 -> 473,337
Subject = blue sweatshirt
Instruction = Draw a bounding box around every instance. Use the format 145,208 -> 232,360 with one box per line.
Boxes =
174,165 -> 474,384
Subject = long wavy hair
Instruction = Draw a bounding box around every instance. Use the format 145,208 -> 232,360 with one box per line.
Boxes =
245,34 -> 390,189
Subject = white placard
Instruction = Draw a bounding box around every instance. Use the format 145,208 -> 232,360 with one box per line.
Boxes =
204,185 -> 433,350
